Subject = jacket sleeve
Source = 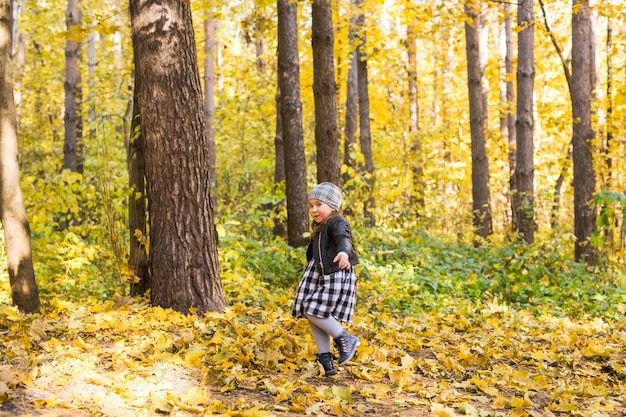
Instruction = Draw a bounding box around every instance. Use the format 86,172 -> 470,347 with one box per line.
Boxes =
329,218 -> 354,257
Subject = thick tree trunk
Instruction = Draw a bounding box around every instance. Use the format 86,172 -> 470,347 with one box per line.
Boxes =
129,0 -> 225,314
311,0 -> 340,185
0,0 -> 40,314
278,0 -> 308,247
571,0 -> 598,264
514,0 -> 536,243
464,1 -> 492,239
64,0 -> 83,174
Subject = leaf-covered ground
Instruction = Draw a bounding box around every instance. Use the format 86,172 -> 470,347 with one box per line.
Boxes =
2,228 -> 626,416
1,279 -> 625,417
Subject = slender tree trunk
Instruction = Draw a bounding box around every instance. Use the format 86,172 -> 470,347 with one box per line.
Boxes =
605,12 -> 613,181
128,91 -> 149,296
113,0 -> 123,73
355,3 -> 374,226
407,19 -> 424,216
464,0 -> 492,239
343,37 -> 357,187
129,0 -> 225,313
505,4 -> 516,194
0,0 -> 40,314
87,13 -> 96,140
278,0 -> 308,247
499,3 -> 516,227
551,143 -> 572,229
273,84 -> 287,238
514,0 -> 536,243
254,9 -> 267,73
204,12 -> 217,209
64,0 -> 83,174
571,0 -> 597,264
538,0 -> 572,229
311,0 -> 340,185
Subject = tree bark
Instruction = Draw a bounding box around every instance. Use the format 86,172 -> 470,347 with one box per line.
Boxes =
311,0 -> 340,185
0,0 -> 40,314
127,91 -> 149,296
129,0 -> 225,314
514,0 -> 536,243
464,0 -> 492,239
278,0 -> 308,247
571,0 -> 598,264
64,0 -> 83,174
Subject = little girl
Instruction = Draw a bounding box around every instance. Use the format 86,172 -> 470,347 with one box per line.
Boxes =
292,182 -> 360,376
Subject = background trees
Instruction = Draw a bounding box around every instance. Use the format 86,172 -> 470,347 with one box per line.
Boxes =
2,0 -> 625,308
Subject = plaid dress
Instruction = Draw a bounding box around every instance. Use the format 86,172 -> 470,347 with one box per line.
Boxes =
291,260 -> 357,323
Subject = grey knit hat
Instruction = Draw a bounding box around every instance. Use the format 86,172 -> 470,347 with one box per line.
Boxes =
309,182 -> 342,211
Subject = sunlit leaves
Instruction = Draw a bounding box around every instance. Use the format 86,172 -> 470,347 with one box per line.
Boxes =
1,264 -> 626,417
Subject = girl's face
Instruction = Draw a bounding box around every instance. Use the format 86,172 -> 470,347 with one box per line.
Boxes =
309,199 -> 334,223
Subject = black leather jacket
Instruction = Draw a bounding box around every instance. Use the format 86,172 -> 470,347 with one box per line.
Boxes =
306,216 -> 359,275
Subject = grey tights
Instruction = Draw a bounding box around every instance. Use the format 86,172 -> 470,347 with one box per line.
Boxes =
306,314 -> 344,353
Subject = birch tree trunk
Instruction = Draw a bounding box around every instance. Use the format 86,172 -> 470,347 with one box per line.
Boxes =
64,0 -> 83,174
0,0 -> 40,314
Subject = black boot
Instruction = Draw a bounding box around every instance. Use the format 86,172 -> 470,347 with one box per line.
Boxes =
334,331 -> 360,366
317,352 -> 338,376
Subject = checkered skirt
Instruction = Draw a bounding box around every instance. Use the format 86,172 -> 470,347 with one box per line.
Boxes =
291,260 -> 357,323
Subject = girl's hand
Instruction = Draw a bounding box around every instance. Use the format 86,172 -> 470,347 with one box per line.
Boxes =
334,252 -> 351,269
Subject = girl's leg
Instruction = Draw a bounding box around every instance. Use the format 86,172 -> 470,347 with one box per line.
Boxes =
307,318 -> 332,353
306,317 -> 337,376
306,313 -> 359,366
305,314 -> 344,339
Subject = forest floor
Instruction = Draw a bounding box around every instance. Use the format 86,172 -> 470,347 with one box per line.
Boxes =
0,355 -> 436,417
1,296 -> 626,417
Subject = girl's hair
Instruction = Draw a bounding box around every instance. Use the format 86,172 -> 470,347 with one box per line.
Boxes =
311,210 -> 344,239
